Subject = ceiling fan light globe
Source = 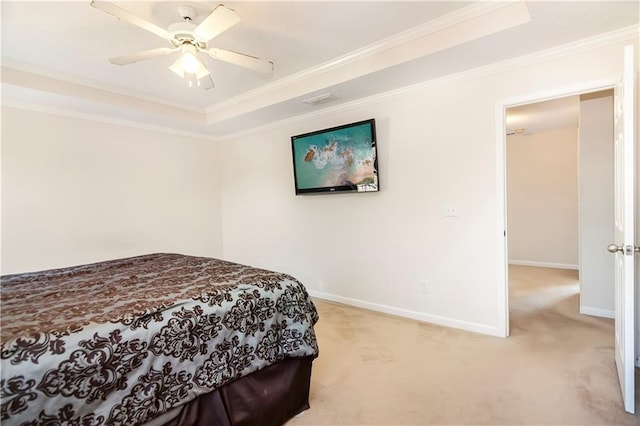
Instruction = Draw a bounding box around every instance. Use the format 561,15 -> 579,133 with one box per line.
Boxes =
181,52 -> 201,74
195,67 -> 210,79
169,55 -> 210,85
169,59 -> 185,77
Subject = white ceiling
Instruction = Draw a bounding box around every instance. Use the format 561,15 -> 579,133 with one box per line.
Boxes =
1,1 -> 638,139
507,95 -> 580,136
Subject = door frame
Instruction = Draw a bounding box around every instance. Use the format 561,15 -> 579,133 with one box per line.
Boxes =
495,78 -> 618,337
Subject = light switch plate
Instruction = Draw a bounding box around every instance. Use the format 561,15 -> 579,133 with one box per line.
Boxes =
444,203 -> 459,217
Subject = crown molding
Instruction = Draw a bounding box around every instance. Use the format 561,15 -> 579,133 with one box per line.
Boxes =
2,2 -> 526,126
1,101 -> 217,142
3,19 -> 636,143
1,65 -> 207,124
207,0 -> 524,110
372,24 -> 640,105
204,0 -> 531,121
0,59 -> 205,114
218,24 -> 639,142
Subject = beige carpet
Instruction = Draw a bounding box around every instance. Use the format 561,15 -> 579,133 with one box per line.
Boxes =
288,266 -> 639,425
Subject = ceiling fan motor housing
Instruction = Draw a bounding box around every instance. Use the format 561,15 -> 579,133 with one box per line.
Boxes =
169,24 -> 208,49
169,6 -> 208,47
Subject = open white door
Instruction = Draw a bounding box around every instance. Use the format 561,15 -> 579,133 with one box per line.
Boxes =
609,44 -> 636,414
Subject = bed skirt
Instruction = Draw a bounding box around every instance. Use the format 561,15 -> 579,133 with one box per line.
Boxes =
161,356 -> 314,426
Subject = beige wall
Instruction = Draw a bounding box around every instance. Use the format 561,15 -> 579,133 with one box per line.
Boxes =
578,93 -> 615,318
1,38 -> 637,348
506,127 -> 579,268
219,40 -> 637,337
0,108 -> 223,274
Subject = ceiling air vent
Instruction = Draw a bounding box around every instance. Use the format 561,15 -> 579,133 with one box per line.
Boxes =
303,93 -> 338,106
506,128 -> 526,136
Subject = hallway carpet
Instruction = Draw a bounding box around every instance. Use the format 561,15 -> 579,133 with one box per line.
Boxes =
288,266 -> 639,425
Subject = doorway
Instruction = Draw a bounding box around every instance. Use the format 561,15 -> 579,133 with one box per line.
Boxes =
505,95 -> 583,334
505,96 -> 580,273
495,80 -> 617,337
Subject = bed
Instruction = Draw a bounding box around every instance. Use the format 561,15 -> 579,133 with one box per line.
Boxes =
0,253 -> 319,426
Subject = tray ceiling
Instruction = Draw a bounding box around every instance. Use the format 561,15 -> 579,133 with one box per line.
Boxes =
1,1 -> 638,139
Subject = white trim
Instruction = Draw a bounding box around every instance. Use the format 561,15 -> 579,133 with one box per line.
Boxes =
3,25 -> 636,142
495,100 -> 509,338
205,1 -> 530,117
220,25 -> 639,141
0,59 -> 205,114
307,290 -> 502,337
580,306 -> 615,319
508,260 -> 579,270
1,66 -> 206,123
1,102 -> 218,142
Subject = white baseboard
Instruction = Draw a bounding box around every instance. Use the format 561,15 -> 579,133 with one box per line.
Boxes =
579,306 -> 615,319
508,259 -> 579,270
307,290 -> 503,337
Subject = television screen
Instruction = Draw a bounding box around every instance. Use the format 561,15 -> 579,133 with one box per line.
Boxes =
291,118 -> 378,195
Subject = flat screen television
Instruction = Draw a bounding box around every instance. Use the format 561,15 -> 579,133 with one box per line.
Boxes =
291,118 -> 379,195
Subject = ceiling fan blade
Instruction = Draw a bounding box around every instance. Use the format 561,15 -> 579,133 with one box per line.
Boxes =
110,47 -> 178,66
193,5 -> 241,42
91,1 -> 174,41
207,48 -> 274,73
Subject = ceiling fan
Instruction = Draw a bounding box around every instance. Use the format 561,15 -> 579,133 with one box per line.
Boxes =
90,1 -> 274,88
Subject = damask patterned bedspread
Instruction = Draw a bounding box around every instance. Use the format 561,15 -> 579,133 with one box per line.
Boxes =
0,253 -> 319,425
